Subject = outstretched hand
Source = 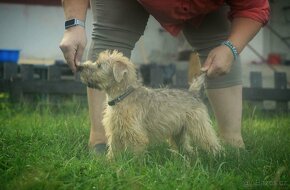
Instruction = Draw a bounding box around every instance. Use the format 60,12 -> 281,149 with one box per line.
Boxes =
59,26 -> 87,73
201,45 -> 234,78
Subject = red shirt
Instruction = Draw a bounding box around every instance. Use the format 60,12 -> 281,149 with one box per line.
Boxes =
138,0 -> 270,36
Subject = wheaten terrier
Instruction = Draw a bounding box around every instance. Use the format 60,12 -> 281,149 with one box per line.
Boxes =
79,50 -> 222,159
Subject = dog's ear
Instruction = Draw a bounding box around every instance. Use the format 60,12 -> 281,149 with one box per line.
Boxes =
113,61 -> 128,82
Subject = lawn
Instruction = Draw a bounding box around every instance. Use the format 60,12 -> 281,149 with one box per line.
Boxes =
0,101 -> 289,190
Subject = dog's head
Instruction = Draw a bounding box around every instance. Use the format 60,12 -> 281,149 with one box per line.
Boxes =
79,50 -> 136,90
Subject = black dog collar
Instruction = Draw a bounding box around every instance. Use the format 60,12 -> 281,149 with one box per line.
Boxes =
108,86 -> 135,106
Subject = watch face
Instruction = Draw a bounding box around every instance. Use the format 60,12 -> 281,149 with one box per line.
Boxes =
65,19 -> 76,27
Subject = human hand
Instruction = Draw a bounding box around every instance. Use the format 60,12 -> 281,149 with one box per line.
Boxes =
59,26 -> 87,73
201,45 -> 234,78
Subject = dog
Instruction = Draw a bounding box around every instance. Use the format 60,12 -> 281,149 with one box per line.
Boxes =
79,50 -> 222,159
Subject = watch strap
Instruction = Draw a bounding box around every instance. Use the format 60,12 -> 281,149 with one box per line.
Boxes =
65,19 -> 85,29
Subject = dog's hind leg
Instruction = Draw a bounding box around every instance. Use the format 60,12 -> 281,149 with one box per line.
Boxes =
186,108 -> 222,155
171,126 -> 195,156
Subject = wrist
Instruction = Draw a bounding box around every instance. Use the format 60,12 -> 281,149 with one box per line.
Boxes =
221,40 -> 239,60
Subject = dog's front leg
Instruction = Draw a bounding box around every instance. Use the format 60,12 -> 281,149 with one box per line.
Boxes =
118,123 -> 149,155
107,126 -> 149,159
124,125 -> 149,155
106,134 -> 125,160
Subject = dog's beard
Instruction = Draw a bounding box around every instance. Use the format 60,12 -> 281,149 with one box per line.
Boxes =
87,81 -> 102,90
80,76 -> 102,90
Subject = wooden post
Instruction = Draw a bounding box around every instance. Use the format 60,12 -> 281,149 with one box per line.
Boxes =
150,64 -> 164,88
20,64 -> 34,81
139,64 -> 151,86
188,51 -> 201,84
274,72 -> 288,111
39,68 -> 47,80
9,80 -> 22,102
1,63 -> 18,94
249,72 -> 263,109
176,70 -> 188,88
48,64 -> 61,103
37,66 -> 48,101
3,63 -> 18,80
74,72 -> 81,81
48,64 -> 61,80
250,72 -> 262,88
20,64 -> 35,102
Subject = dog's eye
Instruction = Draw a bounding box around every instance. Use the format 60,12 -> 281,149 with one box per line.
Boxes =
97,64 -> 101,69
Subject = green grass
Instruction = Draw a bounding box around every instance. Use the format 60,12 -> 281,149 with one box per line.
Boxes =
0,101 -> 289,190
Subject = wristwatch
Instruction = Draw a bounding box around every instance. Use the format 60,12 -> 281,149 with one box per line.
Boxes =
65,19 -> 85,29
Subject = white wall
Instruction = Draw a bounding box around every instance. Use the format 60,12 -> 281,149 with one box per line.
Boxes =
233,1 -> 290,64
0,3 -> 178,64
240,30 -> 265,64
265,1 -> 290,60
1,2 -> 288,65
0,4 -> 66,60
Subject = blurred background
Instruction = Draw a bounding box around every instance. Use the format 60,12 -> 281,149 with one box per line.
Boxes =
0,0 -> 289,110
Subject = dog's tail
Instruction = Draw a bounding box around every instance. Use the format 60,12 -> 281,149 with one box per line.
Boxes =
188,73 -> 206,95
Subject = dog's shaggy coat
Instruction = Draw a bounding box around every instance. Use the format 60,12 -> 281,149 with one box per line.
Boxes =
80,50 -> 222,158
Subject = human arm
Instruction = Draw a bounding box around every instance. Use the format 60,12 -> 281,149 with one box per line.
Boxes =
59,0 -> 89,73
201,0 -> 270,77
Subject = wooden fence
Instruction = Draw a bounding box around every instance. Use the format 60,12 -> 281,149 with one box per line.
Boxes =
0,62 -> 86,102
0,62 -> 290,110
142,64 -> 290,111
243,71 -> 290,111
